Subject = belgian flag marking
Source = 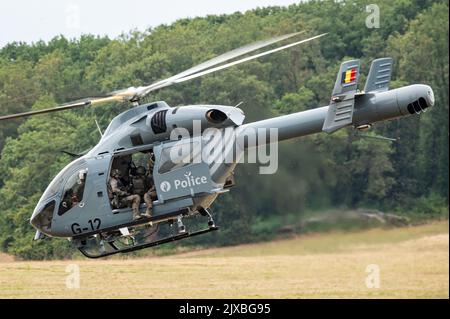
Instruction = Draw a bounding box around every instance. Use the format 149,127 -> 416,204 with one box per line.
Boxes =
342,68 -> 357,84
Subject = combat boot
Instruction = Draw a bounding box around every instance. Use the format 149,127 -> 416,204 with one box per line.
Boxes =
133,209 -> 142,220
142,193 -> 153,218
142,202 -> 153,226
143,207 -> 152,218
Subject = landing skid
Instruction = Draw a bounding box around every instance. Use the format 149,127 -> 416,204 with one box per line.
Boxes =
77,226 -> 219,259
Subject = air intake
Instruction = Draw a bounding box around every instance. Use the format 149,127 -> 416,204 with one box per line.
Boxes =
151,110 -> 168,134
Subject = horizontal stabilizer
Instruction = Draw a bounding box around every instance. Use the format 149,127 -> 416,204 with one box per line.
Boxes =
364,57 -> 393,93
322,60 -> 360,133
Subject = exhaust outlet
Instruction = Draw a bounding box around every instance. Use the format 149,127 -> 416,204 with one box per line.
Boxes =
206,109 -> 228,123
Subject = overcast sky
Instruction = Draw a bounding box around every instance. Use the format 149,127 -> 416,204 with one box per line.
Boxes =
0,0 -> 301,48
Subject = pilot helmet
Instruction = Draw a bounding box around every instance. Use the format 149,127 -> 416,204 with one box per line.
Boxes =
78,169 -> 87,183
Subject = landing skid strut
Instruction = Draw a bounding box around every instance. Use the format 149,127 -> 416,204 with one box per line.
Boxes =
78,226 -> 219,259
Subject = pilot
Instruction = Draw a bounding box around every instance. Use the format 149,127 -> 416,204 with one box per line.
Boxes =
109,169 -> 141,220
71,169 -> 87,207
131,166 -> 153,218
61,189 -> 74,211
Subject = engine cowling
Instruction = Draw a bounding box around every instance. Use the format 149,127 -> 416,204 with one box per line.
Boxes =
146,105 -> 245,137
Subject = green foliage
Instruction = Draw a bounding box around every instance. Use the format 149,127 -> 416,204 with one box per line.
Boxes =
275,87 -> 314,113
409,193 -> 449,219
387,2 -> 449,198
0,0 -> 448,259
348,135 -> 395,204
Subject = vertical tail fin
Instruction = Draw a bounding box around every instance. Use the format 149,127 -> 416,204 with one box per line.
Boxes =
364,57 -> 393,93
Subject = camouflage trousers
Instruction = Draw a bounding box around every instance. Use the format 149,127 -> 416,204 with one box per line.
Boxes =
120,194 -> 141,216
143,190 -> 157,215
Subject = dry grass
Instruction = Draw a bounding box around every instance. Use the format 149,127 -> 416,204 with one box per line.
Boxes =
0,252 -> 14,263
0,221 -> 448,298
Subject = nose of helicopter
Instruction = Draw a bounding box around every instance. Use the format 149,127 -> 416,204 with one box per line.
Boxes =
30,200 -> 56,236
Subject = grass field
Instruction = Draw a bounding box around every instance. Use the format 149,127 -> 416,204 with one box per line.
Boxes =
0,221 -> 448,298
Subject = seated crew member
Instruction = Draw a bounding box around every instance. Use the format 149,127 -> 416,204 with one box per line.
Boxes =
111,154 -> 133,185
109,169 -> 141,220
143,175 -> 157,217
143,152 -> 157,217
131,166 -> 153,218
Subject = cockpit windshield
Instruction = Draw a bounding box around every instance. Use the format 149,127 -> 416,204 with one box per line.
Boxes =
40,158 -> 87,202
58,168 -> 88,215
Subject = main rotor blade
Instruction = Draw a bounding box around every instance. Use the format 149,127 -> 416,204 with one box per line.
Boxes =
0,95 -> 123,121
146,31 -> 305,91
138,33 -> 327,97
0,31 -> 326,121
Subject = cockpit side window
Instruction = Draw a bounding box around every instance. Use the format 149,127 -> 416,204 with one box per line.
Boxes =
58,169 -> 88,216
41,158 -> 87,201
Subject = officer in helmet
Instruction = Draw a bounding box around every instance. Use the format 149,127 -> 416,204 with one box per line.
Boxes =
109,168 -> 141,220
131,166 -> 153,218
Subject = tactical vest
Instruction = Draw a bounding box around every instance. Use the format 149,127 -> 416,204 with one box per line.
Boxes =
132,176 -> 147,196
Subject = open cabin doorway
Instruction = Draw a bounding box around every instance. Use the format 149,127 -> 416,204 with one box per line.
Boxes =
107,148 -> 156,211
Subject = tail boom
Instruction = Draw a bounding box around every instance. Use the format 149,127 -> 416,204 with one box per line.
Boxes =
238,84 -> 434,147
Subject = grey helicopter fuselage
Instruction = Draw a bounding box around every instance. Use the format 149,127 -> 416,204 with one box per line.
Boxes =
30,101 -> 246,238
30,83 -> 435,239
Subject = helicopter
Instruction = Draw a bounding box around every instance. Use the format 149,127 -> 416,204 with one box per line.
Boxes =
0,31 -> 435,258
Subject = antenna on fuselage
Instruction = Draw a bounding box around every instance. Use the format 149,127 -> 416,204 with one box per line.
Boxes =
95,119 -> 103,137
357,133 -> 397,142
